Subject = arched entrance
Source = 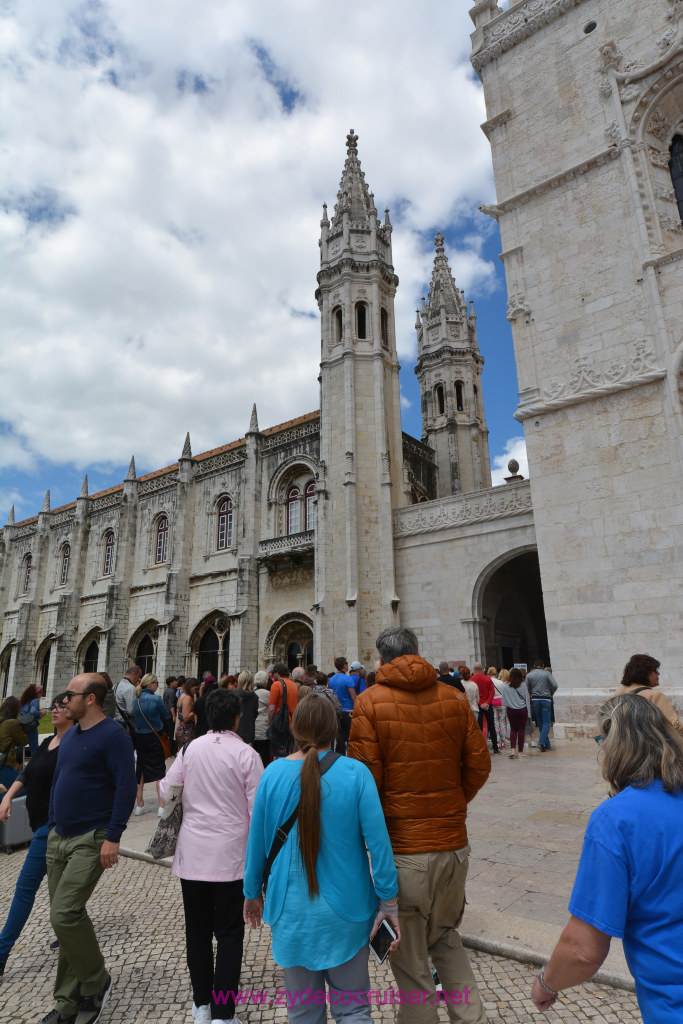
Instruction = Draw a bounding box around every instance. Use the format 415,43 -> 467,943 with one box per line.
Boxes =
473,548 -> 549,670
127,620 -> 159,677
264,613 -> 314,668
190,612 -> 230,679
84,640 -> 100,674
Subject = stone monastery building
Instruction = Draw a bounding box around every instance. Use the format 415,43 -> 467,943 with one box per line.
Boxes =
1,0 -> 682,727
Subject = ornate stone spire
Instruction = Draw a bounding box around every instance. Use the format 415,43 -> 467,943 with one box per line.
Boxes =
248,404 -> 259,433
79,474 -> 89,498
41,489 -> 51,513
330,129 -> 377,230
6,505 -> 14,525
126,455 -> 136,480
424,232 -> 467,319
181,433 -> 192,460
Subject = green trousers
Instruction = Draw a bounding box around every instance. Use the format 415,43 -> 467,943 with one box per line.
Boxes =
46,829 -> 109,1015
389,847 -> 488,1024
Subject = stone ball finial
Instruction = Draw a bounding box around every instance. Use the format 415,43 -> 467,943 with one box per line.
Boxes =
507,459 -> 519,475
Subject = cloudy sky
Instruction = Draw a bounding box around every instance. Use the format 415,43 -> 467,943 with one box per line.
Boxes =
0,0 -> 526,522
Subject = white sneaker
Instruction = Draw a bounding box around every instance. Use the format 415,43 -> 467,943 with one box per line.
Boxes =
134,805 -> 150,816
214,1019 -> 244,1024
192,1005 -> 211,1024
157,806 -> 164,816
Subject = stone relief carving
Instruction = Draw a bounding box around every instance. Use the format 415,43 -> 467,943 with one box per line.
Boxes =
647,107 -> 671,143
402,436 -> 436,464
660,214 -> 683,234
263,611 -> 313,661
267,567 -> 314,590
15,525 -> 37,539
394,482 -> 532,538
506,292 -> 532,321
90,492 -> 123,513
52,509 -> 76,526
649,146 -> 671,169
516,342 -> 667,419
604,121 -> 622,148
471,0 -> 591,73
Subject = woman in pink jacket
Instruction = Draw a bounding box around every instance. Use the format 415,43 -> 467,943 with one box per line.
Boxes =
160,689 -> 263,1024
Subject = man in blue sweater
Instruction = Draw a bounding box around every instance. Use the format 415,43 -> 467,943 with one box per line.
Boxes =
40,674 -> 136,1024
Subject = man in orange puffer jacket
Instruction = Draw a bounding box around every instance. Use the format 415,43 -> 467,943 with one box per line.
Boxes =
348,626 -> 490,1024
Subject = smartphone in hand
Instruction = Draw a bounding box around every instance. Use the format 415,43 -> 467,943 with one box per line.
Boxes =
369,920 -> 397,965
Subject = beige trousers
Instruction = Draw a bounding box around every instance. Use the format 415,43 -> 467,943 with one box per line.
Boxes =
389,847 -> 487,1024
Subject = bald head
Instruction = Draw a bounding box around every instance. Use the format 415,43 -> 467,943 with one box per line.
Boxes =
473,662 -> 484,673
68,673 -> 107,707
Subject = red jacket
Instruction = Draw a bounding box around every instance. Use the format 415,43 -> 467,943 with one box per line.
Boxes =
348,655 -> 490,853
471,673 -> 495,707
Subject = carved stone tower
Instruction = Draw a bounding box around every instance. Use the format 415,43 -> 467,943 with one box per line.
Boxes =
314,130 -> 407,665
470,0 -> 683,711
415,232 -> 492,496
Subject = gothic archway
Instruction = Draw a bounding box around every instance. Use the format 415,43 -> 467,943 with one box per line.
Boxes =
126,620 -> 160,677
76,628 -> 102,676
189,611 -> 230,679
472,547 -> 549,670
263,612 -> 314,667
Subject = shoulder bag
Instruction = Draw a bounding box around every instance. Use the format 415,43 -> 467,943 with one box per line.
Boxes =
144,741 -> 193,860
262,750 -> 340,894
136,696 -> 172,760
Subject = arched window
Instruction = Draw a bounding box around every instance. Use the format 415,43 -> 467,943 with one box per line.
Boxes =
381,308 -> 389,347
155,516 -> 169,564
22,555 -> 32,594
103,532 -> 115,576
355,302 -> 367,339
671,135 -> 683,223
435,383 -> 445,415
455,381 -> 464,412
305,481 -> 316,531
1,650 -> 10,699
287,486 -> 301,535
217,499 -> 233,550
333,307 -> 343,344
473,384 -> 479,416
83,639 -> 99,674
60,544 -> 71,586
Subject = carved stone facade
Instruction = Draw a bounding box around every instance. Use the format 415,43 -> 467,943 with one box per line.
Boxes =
471,0 -> 683,717
0,133 -> 546,702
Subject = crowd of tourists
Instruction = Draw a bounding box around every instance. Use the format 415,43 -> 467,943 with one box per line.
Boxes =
0,648 -> 680,1024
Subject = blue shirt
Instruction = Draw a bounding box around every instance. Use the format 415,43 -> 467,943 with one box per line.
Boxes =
569,781 -> 683,1023
350,672 -> 366,695
133,689 -> 171,734
49,716 -> 137,843
244,753 -> 397,970
328,672 -> 355,712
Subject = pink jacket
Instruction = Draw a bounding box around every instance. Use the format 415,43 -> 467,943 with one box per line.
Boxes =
159,730 -> 263,881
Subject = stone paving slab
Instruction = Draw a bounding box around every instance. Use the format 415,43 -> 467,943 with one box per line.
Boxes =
0,852 -> 641,1024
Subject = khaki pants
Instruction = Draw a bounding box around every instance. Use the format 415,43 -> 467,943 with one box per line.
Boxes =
390,848 -> 487,1024
46,829 -> 109,1015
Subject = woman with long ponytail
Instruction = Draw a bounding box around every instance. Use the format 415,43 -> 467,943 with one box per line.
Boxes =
244,693 -> 400,1020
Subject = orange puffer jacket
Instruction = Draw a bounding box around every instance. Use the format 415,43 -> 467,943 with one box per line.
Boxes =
348,654 -> 490,854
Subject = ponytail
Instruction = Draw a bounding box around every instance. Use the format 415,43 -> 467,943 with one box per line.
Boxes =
135,684 -> 143,698
291,695 -> 338,898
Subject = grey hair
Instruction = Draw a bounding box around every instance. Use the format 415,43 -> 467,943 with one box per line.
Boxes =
438,661 -> 450,674
237,670 -> 255,693
292,667 -> 306,682
254,670 -> 269,689
599,694 -> 683,795
376,627 -> 419,663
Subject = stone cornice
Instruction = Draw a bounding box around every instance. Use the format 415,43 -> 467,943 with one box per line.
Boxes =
471,0 -> 591,73
515,342 -> 667,421
394,481 -> 531,538
481,108 -> 513,139
642,246 -> 683,270
478,148 -> 621,220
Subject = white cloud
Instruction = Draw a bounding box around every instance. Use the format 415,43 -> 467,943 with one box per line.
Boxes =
490,436 -> 529,487
0,0 -> 500,478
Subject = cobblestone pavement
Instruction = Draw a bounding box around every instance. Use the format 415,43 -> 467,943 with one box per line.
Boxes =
0,851 -> 642,1024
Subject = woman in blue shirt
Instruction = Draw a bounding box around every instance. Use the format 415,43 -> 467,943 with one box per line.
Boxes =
244,694 -> 399,1022
531,693 -> 683,1023
132,673 -> 170,816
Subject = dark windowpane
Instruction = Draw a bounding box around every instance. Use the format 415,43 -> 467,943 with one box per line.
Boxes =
671,136 -> 683,223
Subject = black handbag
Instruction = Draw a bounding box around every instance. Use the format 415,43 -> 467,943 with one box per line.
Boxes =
262,751 -> 340,893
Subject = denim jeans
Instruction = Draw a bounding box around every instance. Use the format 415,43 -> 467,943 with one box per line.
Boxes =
0,823 -> 49,961
0,765 -> 19,789
532,699 -> 553,749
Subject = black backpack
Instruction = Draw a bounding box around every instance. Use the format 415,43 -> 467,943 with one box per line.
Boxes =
266,679 -> 293,751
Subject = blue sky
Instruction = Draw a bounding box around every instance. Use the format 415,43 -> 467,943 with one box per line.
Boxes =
0,0 -> 525,523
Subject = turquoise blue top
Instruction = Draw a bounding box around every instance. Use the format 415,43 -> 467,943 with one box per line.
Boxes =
569,780 -> 683,1023
244,753 -> 397,970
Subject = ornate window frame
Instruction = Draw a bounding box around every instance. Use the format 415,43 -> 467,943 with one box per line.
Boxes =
333,306 -> 343,344
102,531 -> 116,577
267,456 -> 319,538
355,301 -> 369,340
59,543 -> 71,586
217,497 -> 234,551
155,515 -> 169,565
22,553 -> 32,595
